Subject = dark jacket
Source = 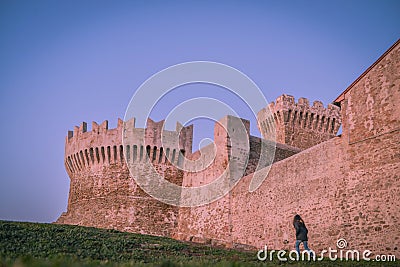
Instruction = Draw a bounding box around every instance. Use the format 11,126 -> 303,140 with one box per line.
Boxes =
294,220 -> 308,241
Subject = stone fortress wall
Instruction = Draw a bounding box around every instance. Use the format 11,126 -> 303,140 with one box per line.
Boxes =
59,118 -> 193,237
57,40 -> 400,258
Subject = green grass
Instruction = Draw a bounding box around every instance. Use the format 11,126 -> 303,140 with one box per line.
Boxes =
0,220 -> 396,266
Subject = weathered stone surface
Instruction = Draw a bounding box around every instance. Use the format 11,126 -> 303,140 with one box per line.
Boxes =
58,118 -> 192,237
58,40 -> 400,258
176,40 -> 400,257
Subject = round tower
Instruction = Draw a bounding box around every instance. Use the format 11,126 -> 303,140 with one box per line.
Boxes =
57,117 -> 193,237
257,94 -> 341,150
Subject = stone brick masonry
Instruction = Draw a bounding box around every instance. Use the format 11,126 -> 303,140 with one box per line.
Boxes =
57,40 -> 400,258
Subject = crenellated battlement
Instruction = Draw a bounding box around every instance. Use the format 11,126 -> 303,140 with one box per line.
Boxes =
61,117 -> 194,238
64,118 -> 193,176
257,94 -> 341,149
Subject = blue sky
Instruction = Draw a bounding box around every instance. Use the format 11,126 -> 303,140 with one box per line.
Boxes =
0,0 -> 399,222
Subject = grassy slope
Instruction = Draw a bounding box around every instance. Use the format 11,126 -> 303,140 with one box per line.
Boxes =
0,221 -> 396,267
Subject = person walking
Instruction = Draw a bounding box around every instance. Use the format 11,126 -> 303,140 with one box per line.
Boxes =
293,214 -> 313,259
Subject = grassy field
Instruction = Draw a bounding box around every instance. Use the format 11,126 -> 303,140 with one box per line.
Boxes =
0,220 -> 396,266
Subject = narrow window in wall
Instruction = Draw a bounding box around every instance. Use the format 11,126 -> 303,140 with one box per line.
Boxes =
95,147 -> 100,163
84,149 -> 90,166
68,160 -> 75,172
304,112 -> 308,128
119,145 -> 124,162
79,152 -> 84,168
113,146 -> 117,162
89,148 -> 95,164
80,151 -> 85,167
140,145 -> 143,162
75,155 -> 82,170
65,158 -> 72,173
78,153 -> 83,168
133,145 -> 137,162
71,155 -> 76,170
293,110 -> 297,126
152,146 -> 157,162
72,154 -> 77,170
67,156 -> 74,172
126,145 -> 130,162
145,145 -> 151,162
309,113 -> 314,128
314,115 -> 320,130
299,111 -> 303,125
101,147 -> 105,163
159,147 -> 164,163
286,110 -> 292,123
277,111 -> 281,123
70,158 -> 75,172
107,146 -> 111,163
70,156 -> 76,172
331,118 -> 336,133
71,155 -> 77,171
85,149 -> 90,166
73,154 -> 80,171
76,154 -> 81,170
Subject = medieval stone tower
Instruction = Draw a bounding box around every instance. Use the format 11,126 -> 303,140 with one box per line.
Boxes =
257,94 -> 341,149
59,117 -> 193,236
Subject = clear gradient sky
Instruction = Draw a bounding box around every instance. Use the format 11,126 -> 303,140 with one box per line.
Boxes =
0,0 -> 399,223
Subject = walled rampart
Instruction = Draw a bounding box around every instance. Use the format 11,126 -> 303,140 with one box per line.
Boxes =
58,40 -> 400,259
175,116 -> 301,245
175,40 -> 400,258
